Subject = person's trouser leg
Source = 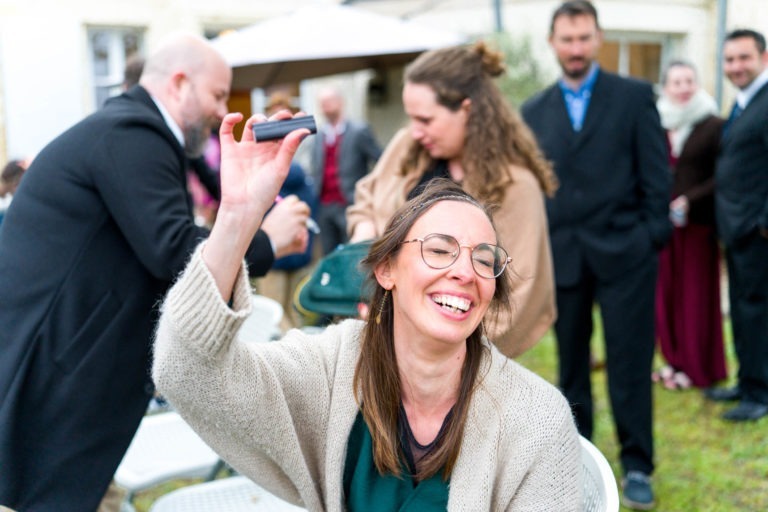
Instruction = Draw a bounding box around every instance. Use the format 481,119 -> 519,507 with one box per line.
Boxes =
599,257 -> 657,475
317,203 -> 348,255
726,233 -> 768,404
554,275 -> 596,438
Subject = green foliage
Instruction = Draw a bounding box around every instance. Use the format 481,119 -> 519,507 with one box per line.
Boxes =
481,32 -> 550,108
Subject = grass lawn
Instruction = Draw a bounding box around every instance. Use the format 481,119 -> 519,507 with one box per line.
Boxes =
515,314 -> 768,512
132,314 -> 768,511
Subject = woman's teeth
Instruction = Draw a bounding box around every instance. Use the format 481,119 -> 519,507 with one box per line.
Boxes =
432,294 -> 470,313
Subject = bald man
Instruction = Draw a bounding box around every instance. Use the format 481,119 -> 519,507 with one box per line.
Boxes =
310,86 -> 381,254
0,33 -> 309,510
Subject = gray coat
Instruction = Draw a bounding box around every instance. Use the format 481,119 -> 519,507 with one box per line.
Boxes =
309,120 -> 381,204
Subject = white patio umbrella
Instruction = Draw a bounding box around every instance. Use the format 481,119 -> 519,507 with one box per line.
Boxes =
211,4 -> 468,90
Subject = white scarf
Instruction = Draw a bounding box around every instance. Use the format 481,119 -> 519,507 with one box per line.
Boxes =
656,89 -> 718,158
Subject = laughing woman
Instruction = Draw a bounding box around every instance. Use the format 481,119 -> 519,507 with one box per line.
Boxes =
152,112 -> 581,511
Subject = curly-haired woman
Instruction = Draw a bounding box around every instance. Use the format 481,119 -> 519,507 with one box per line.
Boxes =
347,42 -> 557,357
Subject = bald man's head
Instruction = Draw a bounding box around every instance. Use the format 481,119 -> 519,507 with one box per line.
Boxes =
141,33 -> 223,84
140,33 -> 232,158
318,87 -> 344,125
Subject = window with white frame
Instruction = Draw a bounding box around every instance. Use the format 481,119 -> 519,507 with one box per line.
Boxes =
599,33 -> 673,84
88,27 -> 145,109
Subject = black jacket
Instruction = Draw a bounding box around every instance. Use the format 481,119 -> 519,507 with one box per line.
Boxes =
522,70 -> 671,286
716,82 -> 768,245
0,86 -> 272,510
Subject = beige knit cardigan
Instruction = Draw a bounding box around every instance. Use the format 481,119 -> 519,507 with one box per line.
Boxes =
152,245 -> 582,511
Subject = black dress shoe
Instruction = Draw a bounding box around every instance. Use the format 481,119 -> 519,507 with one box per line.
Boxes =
722,401 -> 768,422
704,386 -> 741,402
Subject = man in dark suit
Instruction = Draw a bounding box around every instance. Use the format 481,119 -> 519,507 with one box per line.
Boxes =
521,2 -> 670,509
0,33 -> 310,511
310,86 -> 381,254
705,29 -> 768,422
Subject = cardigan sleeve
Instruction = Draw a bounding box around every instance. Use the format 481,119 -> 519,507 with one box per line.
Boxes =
485,166 -> 556,358
152,244 -> 353,510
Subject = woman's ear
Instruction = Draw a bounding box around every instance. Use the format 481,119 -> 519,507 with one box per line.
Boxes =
461,97 -> 472,114
373,259 -> 394,291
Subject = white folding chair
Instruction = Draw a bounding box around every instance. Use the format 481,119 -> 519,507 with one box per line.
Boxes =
148,475 -> 307,512
580,435 -> 620,512
239,294 -> 284,343
115,411 -> 220,502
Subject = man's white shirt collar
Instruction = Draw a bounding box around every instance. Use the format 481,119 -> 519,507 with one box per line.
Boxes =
737,68 -> 768,109
150,95 -> 185,148
322,120 -> 347,145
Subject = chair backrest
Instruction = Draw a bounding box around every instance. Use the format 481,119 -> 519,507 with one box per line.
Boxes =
580,435 -> 620,512
239,294 -> 284,343
149,475 -> 306,512
115,411 -> 220,495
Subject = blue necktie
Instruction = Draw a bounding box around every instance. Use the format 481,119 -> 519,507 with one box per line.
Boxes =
730,102 -> 743,120
723,102 -> 743,136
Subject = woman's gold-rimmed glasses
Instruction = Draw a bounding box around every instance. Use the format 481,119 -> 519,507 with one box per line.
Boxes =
401,233 -> 511,279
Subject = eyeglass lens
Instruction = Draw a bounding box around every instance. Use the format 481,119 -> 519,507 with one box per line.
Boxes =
420,234 -> 507,278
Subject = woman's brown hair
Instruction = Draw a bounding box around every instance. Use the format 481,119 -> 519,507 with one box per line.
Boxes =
352,179 -> 512,481
401,41 -> 557,202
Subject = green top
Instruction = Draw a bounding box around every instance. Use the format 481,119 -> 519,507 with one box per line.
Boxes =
343,413 -> 450,511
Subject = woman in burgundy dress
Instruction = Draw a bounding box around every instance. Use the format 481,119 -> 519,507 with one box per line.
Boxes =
653,60 -> 728,390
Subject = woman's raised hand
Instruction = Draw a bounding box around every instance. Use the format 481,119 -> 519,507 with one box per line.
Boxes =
202,110 -> 310,300
217,111 -> 309,227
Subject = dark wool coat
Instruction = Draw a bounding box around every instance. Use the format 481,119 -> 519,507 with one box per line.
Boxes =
0,86 -> 273,510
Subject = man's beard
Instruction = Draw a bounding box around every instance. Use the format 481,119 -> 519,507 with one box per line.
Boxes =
560,57 -> 592,80
184,122 -> 210,159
